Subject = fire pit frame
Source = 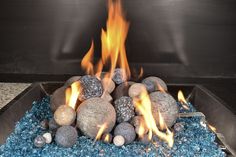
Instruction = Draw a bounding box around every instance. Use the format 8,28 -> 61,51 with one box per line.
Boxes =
0,82 -> 235,156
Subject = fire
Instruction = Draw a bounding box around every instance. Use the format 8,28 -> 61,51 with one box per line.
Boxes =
208,124 -> 217,133
65,81 -> 81,109
137,120 -> 146,138
104,134 -> 111,143
133,90 -> 174,147
81,0 -> 130,81
81,41 -> 94,75
95,123 -> 108,141
157,84 -> 166,93
178,90 -> 190,110
138,67 -> 144,79
158,110 -> 166,130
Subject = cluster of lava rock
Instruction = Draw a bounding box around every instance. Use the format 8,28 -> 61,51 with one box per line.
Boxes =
34,68 -> 179,148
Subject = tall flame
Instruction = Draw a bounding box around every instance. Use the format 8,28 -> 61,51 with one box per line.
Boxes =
81,41 -> 94,75
137,120 -> 146,138
133,90 -> 174,147
81,0 -> 130,80
208,124 -> 217,133
104,134 -> 111,143
65,81 -> 81,109
95,123 -> 108,141
157,83 -> 166,93
178,90 -> 189,110
138,67 -> 144,79
158,110 -> 166,130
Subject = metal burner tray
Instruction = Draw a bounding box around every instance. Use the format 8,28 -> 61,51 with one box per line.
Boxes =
0,82 -> 235,156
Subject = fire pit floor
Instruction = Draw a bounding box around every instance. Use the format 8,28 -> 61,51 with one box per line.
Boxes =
0,96 -> 225,157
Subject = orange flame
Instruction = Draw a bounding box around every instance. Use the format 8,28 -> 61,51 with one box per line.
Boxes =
104,134 -> 111,143
95,123 -> 108,141
137,121 -> 146,138
65,88 -> 71,106
157,83 -> 166,93
82,0 -> 130,81
158,110 -> 166,130
81,41 -> 94,75
208,124 -> 217,133
138,67 -> 144,79
65,81 -> 81,109
178,90 -> 190,110
133,90 -> 174,147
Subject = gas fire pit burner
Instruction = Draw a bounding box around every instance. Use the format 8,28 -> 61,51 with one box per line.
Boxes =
0,81 -> 234,157
0,0 -> 235,156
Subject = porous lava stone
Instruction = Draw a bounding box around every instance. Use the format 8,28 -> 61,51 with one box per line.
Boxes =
34,135 -> 46,148
128,83 -> 147,98
113,135 -> 125,147
114,122 -> 136,144
76,98 -> 116,138
50,86 -> 66,112
78,75 -> 103,101
54,105 -> 76,126
150,91 -> 179,127
112,68 -> 127,85
142,76 -> 167,93
114,96 -> 135,123
112,81 -> 135,100
55,126 -> 78,148
49,118 -> 60,131
40,119 -> 49,130
101,77 -> 115,93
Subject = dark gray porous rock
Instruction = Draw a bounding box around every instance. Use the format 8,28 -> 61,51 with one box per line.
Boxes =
78,75 -> 103,101
55,126 -> 78,147
150,91 -> 179,127
114,122 -> 136,144
114,96 -> 135,123
142,76 -> 167,93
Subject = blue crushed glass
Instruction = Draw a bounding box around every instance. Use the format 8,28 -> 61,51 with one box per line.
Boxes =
0,97 -> 226,157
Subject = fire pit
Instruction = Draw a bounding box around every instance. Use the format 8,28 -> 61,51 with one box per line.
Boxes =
0,0 -> 235,156
0,82 -> 234,156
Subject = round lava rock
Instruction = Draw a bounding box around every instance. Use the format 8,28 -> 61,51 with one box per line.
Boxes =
112,68 -> 127,85
55,126 -> 78,147
64,76 -> 81,87
150,91 -> 179,127
34,135 -> 46,148
54,105 -> 76,126
114,96 -> 135,123
49,118 -> 60,131
114,122 -> 136,144
113,135 -> 125,147
101,77 -> 115,93
112,81 -> 135,100
76,98 -> 116,138
50,86 -> 66,112
142,76 -> 168,93
43,132 -> 52,144
40,119 -> 49,130
78,75 -> 103,101
128,83 -> 147,98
